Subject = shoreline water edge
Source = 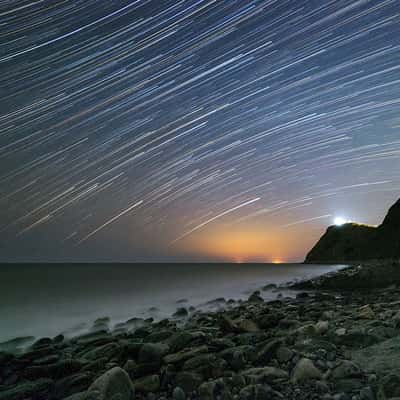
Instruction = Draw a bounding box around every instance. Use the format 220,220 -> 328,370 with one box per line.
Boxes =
1,260 -> 400,400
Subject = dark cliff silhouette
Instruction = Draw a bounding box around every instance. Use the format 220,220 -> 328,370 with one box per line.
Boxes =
305,198 -> 400,263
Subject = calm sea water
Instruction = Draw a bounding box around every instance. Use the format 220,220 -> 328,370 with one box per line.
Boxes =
0,263 -> 345,344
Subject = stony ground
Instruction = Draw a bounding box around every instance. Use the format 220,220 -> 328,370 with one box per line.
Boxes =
2,261 -> 400,400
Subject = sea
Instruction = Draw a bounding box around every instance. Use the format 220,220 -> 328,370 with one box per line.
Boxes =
0,263 -> 346,346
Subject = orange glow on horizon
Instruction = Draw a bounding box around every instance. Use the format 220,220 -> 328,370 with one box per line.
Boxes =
174,222 -> 317,263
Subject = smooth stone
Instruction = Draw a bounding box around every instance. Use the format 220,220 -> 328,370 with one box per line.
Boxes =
315,321 -> 329,335
134,374 -> 160,393
172,386 -> 186,400
138,343 -> 169,364
291,358 -> 323,383
175,371 -> 203,393
358,305 -> 375,320
379,373 -> 400,398
164,345 -> 209,365
54,372 -> 93,399
173,308 -> 189,317
86,366 -> 134,400
0,378 -> 54,400
248,291 -> 263,303
255,339 -> 280,364
239,319 -> 259,333
276,346 -> 294,363
243,366 -> 288,383
80,342 -> 120,361
331,361 -> 363,380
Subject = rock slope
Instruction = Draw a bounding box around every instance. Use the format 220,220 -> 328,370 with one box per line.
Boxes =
305,198 -> 400,263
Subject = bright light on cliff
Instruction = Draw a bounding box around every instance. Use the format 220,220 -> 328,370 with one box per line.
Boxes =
333,216 -> 347,226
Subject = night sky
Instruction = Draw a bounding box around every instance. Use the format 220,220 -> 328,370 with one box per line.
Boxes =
1,0 -> 400,263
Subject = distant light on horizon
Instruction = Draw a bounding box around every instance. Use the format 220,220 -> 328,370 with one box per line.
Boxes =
333,217 -> 348,226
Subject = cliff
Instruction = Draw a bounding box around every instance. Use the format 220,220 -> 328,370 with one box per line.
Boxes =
305,198 -> 400,263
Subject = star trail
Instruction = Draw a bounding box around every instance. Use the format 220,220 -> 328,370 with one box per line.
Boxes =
1,0 -> 400,262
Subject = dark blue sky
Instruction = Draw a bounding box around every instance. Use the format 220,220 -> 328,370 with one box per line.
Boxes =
1,0 -> 399,262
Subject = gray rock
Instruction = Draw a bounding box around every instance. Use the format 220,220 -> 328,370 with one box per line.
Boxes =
138,343 -> 169,364
248,291 -> 263,303
198,381 -> 217,400
331,361 -> 363,380
276,347 -> 293,363
315,321 -> 329,335
86,366 -> 134,400
359,386 -> 375,400
80,342 -> 120,361
291,358 -> 323,383
0,378 -> 54,400
62,392 -> 86,400
175,371 -> 203,393
172,386 -> 186,400
379,373 -> 400,399
255,339 -> 280,364
243,366 -> 288,383
239,384 -> 272,400
134,374 -> 160,393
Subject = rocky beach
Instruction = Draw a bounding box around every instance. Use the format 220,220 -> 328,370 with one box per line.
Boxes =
2,260 -> 400,400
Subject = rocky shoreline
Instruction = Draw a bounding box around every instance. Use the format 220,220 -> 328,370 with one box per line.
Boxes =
1,261 -> 400,400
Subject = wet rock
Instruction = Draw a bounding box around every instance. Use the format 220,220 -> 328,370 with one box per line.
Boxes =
315,320 -> 329,335
359,386 -> 375,400
322,311 -> 334,321
80,342 -> 120,361
32,337 -> 52,349
172,386 -> 186,400
255,339 -> 281,364
276,346 -> 293,363
168,332 -> 205,353
248,291 -> 263,303
138,343 -> 169,364
378,373 -> 400,399
262,284 -> 277,291
173,307 -> 189,317
243,366 -> 288,383
291,358 -> 323,383
331,361 -> 363,380
85,366 -> 134,400
239,319 -> 259,333
358,305 -> 375,320
175,371 -> 203,393
218,314 -> 240,333
164,345 -> 209,365
134,374 -> 160,393
123,359 -> 137,375
239,384 -> 273,400
54,372 -> 93,398
0,378 -> 54,400
23,359 -> 84,380
146,330 -> 174,343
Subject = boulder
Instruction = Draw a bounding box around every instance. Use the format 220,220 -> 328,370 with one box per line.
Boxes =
248,291 -> 263,303
331,361 -> 363,380
291,358 -> 323,383
85,367 -> 134,400
358,305 -> 375,320
175,371 -> 203,393
80,343 -> 120,361
138,343 -> 169,364
243,366 -> 288,383
315,321 -> 329,335
172,386 -> 186,400
0,378 -> 54,400
379,373 -> 400,399
133,374 -> 160,393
